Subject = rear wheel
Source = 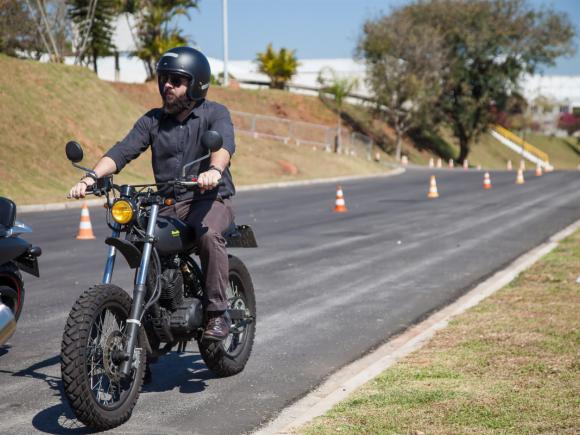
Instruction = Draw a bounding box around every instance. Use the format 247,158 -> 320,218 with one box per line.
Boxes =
0,264 -> 24,320
199,255 -> 256,377
61,285 -> 145,430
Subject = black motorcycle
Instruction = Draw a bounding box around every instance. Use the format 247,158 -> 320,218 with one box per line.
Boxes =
0,197 -> 41,345
60,131 -> 257,430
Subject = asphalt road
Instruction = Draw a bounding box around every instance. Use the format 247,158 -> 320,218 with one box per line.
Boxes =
1,168 -> 579,434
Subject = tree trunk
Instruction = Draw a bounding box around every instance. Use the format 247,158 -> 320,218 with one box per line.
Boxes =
336,115 -> 342,153
458,136 -> 470,164
395,132 -> 402,161
92,50 -> 98,74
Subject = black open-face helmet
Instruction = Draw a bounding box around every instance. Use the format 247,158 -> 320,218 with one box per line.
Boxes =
156,46 -> 211,101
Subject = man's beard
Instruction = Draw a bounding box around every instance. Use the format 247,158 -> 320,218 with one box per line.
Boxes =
162,91 -> 192,115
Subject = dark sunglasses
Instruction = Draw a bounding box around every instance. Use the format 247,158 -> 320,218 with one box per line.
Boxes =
159,73 -> 189,87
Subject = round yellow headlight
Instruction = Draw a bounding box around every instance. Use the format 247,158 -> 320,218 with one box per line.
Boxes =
111,200 -> 134,224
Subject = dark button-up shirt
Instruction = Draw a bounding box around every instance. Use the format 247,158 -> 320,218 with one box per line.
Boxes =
105,99 -> 236,201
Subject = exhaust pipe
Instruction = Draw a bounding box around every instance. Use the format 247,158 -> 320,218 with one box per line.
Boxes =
0,303 -> 16,346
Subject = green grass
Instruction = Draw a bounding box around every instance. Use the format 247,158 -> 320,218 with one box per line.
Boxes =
525,133 -> 580,169
302,230 -> 580,434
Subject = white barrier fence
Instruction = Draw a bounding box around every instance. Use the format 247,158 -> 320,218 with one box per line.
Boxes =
231,110 -> 374,159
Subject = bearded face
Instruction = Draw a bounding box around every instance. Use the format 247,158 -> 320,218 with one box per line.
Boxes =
159,73 -> 193,115
162,88 -> 192,115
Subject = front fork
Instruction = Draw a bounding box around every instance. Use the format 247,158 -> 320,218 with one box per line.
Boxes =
101,205 -> 160,377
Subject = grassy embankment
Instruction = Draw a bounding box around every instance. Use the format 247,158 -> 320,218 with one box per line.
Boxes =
1,54 -> 577,204
0,55 -> 391,205
336,100 -> 580,170
111,80 -> 395,188
302,229 -> 580,434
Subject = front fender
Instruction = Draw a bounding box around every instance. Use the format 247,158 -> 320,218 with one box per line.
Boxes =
105,238 -> 141,269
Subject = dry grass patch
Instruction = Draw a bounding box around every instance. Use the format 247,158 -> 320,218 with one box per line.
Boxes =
0,56 -> 391,205
302,230 -> 580,434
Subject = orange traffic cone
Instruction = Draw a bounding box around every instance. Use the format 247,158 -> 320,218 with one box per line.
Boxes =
515,169 -> 525,185
428,158 -> 434,168
483,172 -> 492,189
76,203 -> 96,240
463,159 -> 469,170
333,185 -> 348,213
448,159 -> 454,169
427,175 -> 439,198
436,158 -> 442,168
535,163 -> 543,177
507,160 -> 512,171
519,160 -> 526,171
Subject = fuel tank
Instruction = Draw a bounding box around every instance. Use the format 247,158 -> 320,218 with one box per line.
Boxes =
154,215 -> 196,256
0,237 -> 29,266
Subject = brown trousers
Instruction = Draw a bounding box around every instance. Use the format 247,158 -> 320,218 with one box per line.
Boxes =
159,197 -> 234,312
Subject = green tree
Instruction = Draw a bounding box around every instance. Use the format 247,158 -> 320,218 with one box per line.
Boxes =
68,0 -> 117,72
317,67 -> 358,153
400,0 -> 575,163
0,0 -> 45,57
358,10 -> 444,161
119,0 -> 198,80
256,43 -> 299,90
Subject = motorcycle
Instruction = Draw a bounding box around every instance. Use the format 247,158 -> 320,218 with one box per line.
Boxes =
60,131 -> 257,430
0,197 -> 41,345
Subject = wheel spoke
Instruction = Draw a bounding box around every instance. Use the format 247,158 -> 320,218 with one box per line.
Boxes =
83,305 -> 135,409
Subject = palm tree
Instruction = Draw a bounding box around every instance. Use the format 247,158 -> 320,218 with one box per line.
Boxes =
255,43 -> 299,90
317,67 -> 358,153
118,0 -> 198,80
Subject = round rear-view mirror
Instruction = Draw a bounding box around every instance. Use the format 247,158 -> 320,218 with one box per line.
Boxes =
200,130 -> 223,153
65,141 -> 84,163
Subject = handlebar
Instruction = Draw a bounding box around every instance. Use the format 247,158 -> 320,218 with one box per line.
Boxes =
174,179 -> 225,189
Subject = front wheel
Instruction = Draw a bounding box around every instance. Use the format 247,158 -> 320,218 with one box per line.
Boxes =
199,255 -> 256,377
61,285 -> 145,430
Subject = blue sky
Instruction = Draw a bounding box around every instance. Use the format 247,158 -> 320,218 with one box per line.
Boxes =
177,0 -> 580,75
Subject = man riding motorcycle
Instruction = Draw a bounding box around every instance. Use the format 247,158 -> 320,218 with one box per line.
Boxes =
68,46 -> 236,342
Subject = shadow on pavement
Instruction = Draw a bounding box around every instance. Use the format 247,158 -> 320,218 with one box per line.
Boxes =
32,404 -> 97,434
0,354 -> 92,434
4,350 -> 213,433
0,345 -> 11,357
142,350 -> 213,394
1,354 -> 61,392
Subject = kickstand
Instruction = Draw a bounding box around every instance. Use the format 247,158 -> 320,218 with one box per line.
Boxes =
177,341 -> 187,353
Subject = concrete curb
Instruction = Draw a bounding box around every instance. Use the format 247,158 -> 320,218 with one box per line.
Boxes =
236,168 -> 404,192
253,218 -> 580,435
18,198 -> 107,214
18,169 -> 405,214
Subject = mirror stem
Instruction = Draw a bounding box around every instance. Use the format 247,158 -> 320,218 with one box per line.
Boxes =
181,151 -> 210,178
73,163 -> 98,178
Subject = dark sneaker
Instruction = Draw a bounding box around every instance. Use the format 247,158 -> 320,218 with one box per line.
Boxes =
203,312 -> 230,341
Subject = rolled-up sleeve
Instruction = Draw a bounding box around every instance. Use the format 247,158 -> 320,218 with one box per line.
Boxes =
104,112 -> 153,173
209,104 -> 236,157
